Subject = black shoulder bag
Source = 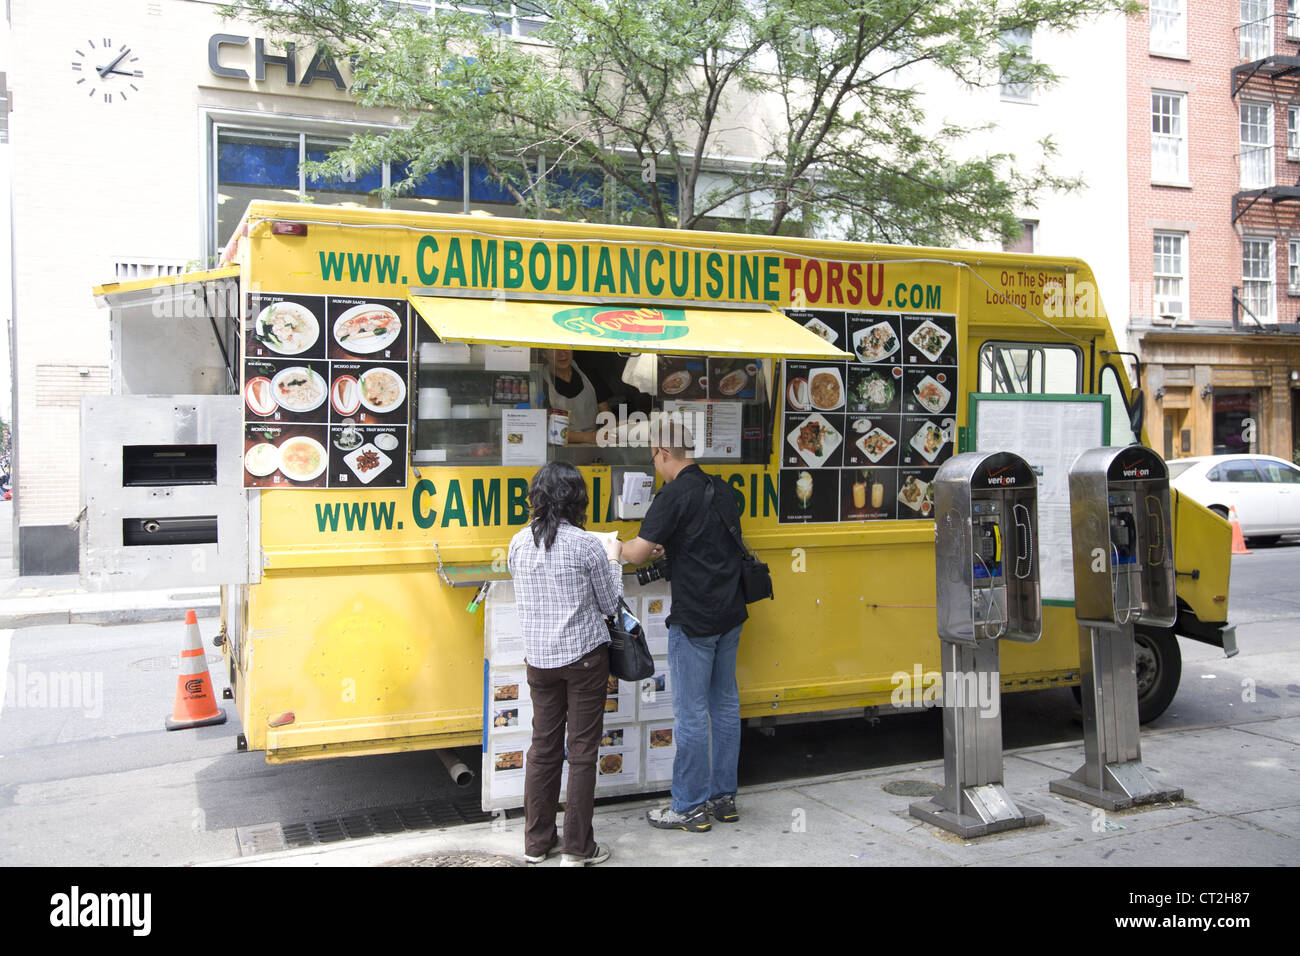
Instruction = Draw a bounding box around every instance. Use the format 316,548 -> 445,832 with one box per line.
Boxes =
701,477 -> 774,604
607,597 -> 654,681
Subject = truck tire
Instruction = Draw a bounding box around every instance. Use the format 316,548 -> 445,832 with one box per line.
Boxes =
1069,626 -> 1182,724
1134,626 -> 1180,724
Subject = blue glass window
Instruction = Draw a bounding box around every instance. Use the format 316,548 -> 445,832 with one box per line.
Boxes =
217,132 -> 300,188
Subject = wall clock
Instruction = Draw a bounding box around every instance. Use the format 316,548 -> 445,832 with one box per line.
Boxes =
71,37 -> 143,104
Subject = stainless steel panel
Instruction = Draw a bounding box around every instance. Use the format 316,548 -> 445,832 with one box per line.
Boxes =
80,395 -> 248,590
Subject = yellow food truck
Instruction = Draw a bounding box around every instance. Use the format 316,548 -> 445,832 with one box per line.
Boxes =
85,201 -> 1234,770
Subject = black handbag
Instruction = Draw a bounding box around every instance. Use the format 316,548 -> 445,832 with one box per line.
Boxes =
703,478 -> 774,604
606,597 -> 654,681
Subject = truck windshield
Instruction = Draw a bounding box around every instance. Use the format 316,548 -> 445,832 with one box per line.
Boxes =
978,342 -> 1082,394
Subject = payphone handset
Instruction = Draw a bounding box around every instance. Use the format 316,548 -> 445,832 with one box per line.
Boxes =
1068,447 -> 1178,630
933,451 -> 1042,646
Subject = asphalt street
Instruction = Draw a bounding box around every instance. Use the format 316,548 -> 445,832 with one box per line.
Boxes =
0,524 -> 1296,866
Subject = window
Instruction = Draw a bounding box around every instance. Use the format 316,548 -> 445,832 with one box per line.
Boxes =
428,3 -> 548,38
1150,0 -> 1186,56
1259,460 -> 1300,482
1001,220 -> 1037,254
999,27 -> 1032,102
1242,237 -> 1276,323
1291,239 -> 1300,293
1241,0 -> 1273,60
1099,364 -> 1140,446
1291,0 -> 1300,41
1153,231 -> 1188,320
1290,105 -> 1300,160
1151,91 -> 1187,182
977,342 -> 1083,394
1218,459 -> 1262,480
1240,101 -> 1274,188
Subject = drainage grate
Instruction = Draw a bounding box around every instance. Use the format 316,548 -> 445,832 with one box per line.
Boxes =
882,779 -> 942,797
236,795 -> 496,856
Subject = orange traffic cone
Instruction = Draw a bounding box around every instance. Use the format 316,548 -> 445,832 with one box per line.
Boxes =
165,610 -> 227,730
1229,506 -> 1252,555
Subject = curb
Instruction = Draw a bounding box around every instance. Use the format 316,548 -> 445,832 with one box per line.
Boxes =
0,602 -> 221,629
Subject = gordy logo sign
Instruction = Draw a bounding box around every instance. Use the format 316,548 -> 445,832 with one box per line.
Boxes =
552,306 -> 689,342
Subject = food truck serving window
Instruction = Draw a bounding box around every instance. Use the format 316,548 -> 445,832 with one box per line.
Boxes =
407,295 -> 850,469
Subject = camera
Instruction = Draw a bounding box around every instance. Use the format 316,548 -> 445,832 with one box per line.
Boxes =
635,559 -> 671,586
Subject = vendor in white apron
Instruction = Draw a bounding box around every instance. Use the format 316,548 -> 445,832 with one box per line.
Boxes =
542,349 -> 612,444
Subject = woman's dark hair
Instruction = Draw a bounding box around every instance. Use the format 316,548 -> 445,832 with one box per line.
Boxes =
528,461 -> 589,550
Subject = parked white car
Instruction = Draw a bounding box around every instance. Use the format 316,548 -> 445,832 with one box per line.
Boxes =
1167,454 -> 1300,546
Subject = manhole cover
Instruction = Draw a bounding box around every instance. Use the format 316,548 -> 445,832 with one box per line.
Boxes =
882,779 -> 941,797
385,851 -> 521,867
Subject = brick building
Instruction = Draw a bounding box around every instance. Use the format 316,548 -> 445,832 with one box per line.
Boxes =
1129,0 -> 1300,462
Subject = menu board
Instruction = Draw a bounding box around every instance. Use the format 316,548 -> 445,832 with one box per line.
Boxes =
972,395 -> 1109,603
779,309 -> 958,523
241,293 -> 410,489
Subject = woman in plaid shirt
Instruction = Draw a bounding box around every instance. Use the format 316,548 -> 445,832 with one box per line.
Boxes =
508,461 -> 623,866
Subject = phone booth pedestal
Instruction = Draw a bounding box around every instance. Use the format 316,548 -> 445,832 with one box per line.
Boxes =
908,451 -> 1045,839
1049,625 -> 1184,810
909,640 -> 1046,838
1051,446 -> 1184,811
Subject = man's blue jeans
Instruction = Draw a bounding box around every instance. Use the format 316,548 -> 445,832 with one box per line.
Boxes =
667,622 -> 743,813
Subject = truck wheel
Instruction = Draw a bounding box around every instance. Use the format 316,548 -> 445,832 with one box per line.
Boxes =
1134,626 -> 1180,724
1069,627 -> 1182,724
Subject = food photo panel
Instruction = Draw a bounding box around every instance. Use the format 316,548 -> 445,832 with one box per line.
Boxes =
846,364 -> 902,415
707,358 -> 760,401
902,367 -> 955,416
897,468 -> 938,519
778,468 -> 840,523
327,296 -> 409,361
785,308 -> 847,349
783,411 -> 845,469
331,361 -> 409,426
842,414 -> 901,468
658,355 -> 709,400
847,312 -> 901,365
899,414 -> 955,469
246,293 -> 327,361
328,424 -> 407,489
901,314 -> 957,367
243,422 -> 329,489
246,358 -> 329,424
839,468 -> 898,522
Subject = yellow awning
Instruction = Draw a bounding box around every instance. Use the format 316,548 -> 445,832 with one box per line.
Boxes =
408,294 -> 853,360
93,266 -> 241,310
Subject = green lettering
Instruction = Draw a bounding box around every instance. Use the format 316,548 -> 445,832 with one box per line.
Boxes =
705,253 -> 723,298
528,242 -> 552,289
441,480 -> 468,527
925,285 -> 942,310
619,248 -> 640,295
370,500 -> 396,530
668,251 -> 689,297
472,239 -> 498,288
507,478 -> 530,524
556,244 -> 577,291
343,501 -> 368,531
593,247 -> 615,294
645,249 -> 665,296
503,241 -> 524,289
315,502 -> 341,532
443,238 -> 467,286
473,478 -> 501,526
412,479 -> 437,529
728,473 -> 746,515
739,255 -> 759,300
319,251 -> 345,281
416,236 -> 439,284
763,474 -> 778,517
763,256 -> 781,301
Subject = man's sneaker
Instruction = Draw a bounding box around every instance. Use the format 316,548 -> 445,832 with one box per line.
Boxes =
706,794 -> 739,823
560,843 -> 611,866
523,840 -> 557,864
646,804 -> 712,832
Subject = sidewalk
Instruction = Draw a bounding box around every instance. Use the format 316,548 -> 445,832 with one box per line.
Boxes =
0,502 -> 220,628
207,714 -> 1300,867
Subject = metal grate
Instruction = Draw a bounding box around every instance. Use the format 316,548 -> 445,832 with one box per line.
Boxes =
882,779 -> 942,797
236,795 -> 497,855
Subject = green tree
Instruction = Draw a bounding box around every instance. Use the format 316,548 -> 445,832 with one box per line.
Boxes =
221,0 -> 1136,244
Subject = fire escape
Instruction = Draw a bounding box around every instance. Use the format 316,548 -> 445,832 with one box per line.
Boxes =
1231,12 -> 1300,227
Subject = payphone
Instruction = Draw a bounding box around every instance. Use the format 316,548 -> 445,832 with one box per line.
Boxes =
1050,446 -> 1182,810
910,451 -> 1045,838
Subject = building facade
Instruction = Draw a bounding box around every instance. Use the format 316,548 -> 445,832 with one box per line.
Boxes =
1128,0 -> 1300,463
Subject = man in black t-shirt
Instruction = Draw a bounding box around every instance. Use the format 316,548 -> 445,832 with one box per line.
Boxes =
619,422 -> 746,832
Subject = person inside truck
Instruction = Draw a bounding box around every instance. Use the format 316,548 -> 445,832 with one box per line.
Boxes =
540,348 -> 613,443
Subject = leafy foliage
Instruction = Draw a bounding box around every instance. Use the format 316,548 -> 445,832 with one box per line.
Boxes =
221,0 -> 1136,243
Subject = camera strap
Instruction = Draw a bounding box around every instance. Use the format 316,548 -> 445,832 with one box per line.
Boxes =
698,476 -> 755,560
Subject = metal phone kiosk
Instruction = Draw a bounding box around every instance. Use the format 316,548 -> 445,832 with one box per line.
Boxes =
1050,446 -> 1183,810
909,451 -> 1045,838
